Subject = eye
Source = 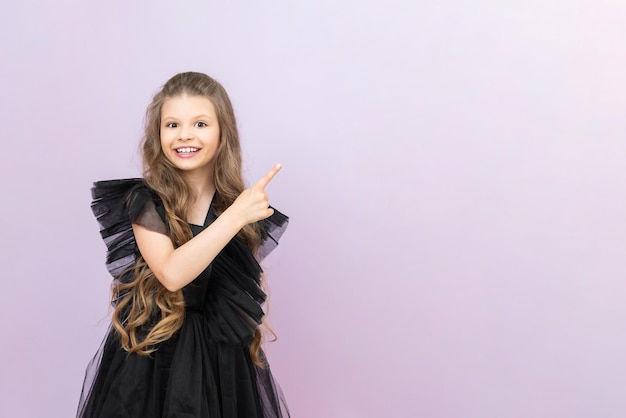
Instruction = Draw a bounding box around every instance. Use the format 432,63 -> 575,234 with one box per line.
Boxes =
195,121 -> 208,128
165,122 -> 178,128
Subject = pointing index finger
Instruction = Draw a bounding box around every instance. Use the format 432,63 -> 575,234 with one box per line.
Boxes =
255,163 -> 282,189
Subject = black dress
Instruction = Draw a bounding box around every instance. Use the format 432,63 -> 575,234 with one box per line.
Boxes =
77,179 -> 290,418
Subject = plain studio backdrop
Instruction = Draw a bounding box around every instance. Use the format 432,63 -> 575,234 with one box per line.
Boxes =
1,1 -> 625,417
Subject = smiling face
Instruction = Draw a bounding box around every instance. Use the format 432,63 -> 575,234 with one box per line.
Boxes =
160,94 -> 221,180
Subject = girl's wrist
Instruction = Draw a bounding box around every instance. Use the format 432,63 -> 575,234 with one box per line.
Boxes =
220,206 -> 247,232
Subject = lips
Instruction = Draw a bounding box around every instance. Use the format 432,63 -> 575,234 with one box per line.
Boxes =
174,147 -> 201,158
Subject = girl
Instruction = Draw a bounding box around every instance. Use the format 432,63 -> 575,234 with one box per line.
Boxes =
77,72 -> 290,418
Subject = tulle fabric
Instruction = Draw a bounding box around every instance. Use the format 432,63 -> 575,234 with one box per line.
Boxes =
78,179 -> 290,418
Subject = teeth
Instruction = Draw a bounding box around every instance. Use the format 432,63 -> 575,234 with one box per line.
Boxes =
176,147 -> 199,153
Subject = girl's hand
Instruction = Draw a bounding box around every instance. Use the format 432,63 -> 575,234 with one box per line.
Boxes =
230,164 -> 282,227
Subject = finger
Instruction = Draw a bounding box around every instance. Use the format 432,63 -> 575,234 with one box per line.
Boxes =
255,163 -> 282,189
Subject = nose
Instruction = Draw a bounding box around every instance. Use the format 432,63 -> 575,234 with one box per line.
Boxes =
179,125 -> 194,141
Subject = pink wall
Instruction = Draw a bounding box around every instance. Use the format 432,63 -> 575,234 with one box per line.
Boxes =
1,1 -> 625,417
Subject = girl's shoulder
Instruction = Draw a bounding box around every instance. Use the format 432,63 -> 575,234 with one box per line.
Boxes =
91,178 -> 162,217
92,178 -> 153,202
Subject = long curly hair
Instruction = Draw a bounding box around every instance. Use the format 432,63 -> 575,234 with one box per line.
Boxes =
111,72 -> 268,365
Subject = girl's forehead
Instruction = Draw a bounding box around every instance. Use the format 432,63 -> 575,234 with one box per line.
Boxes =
161,94 -> 216,116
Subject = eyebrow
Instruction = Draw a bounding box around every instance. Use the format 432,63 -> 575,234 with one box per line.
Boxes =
161,114 -> 214,121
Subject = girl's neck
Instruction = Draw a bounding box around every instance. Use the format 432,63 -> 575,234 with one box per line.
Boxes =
182,170 -> 216,200
183,171 -> 216,226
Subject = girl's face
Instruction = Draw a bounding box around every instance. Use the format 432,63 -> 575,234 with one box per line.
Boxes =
160,94 -> 221,179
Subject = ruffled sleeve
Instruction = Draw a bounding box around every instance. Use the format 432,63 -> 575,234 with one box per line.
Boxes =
257,207 -> 289,262
91,179 -> 167,282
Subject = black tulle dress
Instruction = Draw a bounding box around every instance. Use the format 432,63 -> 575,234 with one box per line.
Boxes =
77,179 -> 290,418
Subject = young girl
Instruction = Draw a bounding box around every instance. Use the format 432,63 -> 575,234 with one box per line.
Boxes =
77,72 -> 290,418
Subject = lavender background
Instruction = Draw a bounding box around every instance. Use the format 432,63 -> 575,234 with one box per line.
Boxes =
1,1 -> 626,417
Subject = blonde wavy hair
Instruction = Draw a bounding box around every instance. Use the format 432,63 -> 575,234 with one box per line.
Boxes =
112,72 -> 268,365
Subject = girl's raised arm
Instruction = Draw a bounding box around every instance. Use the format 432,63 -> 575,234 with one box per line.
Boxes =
133,164 -> 281,292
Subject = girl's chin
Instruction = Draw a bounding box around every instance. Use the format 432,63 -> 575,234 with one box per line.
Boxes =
172,162 -> 214,175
